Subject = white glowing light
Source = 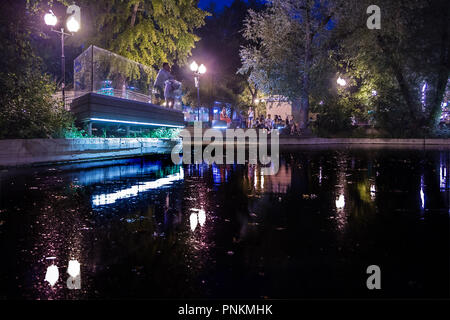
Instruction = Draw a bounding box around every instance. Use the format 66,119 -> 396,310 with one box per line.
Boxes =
420,175 -> 425,209
66,16 -> 80,32
92,169 -> 184,206
318,166 -> 322,185
190,213 -> 198,231
89,118 -> 184,129
198,64 -> 207,74
371,90 -> 377,96
45,265 -> 59,286
336,194 -> 345,210
420,189 -> 425,209
44,11 -> 57,26
198,209 -> 206,226
370,184 -> 376,200
67,260 -> 80,278
190,61 -> 199,72
254,98 -> 260,104
337,77 -> 347,87
440,164 -> 447,189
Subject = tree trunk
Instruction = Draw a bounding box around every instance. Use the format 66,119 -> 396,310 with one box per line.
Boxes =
130,2 -> 140,28
299,4 -> 312,130
291,98 -> 302,127
376,35 -> 419,124
427,2 -> 449,130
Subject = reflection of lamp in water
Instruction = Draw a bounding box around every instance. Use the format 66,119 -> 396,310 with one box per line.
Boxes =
370,184 -> 376,200
45,265 -> 59,286
335,194 -> 345,210
198,209 -> 206,226
67,260 -> 81,278
420,175 -> 425,209
190,213 -> 198,231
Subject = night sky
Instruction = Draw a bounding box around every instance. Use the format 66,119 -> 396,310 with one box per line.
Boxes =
198,0 -> 237,11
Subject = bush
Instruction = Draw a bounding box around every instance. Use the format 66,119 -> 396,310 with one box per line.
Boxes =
131,127 -> 181,139
0,72 -> 74,139
313,101 -> 352,136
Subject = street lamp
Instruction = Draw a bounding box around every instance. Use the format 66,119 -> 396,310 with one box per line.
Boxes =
190,61 -> 206,121
44,4 -> 81,109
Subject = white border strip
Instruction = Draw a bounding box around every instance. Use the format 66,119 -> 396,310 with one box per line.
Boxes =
90,117 -> 185,128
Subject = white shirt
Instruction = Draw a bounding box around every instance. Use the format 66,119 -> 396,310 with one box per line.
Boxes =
154,69 -> 172,88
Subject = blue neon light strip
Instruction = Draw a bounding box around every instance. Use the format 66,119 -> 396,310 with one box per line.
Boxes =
90,118 -> 185,128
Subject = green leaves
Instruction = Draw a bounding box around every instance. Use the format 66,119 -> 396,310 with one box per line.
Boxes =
78,0 -> 209,78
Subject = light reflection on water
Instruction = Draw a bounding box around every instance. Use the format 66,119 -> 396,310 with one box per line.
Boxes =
92,168 -> 184,206
0,148 -> 449,299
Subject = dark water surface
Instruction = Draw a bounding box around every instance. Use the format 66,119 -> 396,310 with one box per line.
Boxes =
0,146 -> 449,299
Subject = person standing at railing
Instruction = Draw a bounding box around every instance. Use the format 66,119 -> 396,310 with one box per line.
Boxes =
220,107 -> 231,128
154,63 -> 173,104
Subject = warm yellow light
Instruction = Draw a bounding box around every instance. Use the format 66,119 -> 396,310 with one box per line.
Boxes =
44,12 -> 57,26
66,16 -> 80,32
190,61 -> 198,72
198,64 -> 206,74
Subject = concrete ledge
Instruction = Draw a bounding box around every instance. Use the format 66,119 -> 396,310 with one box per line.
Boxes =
0,138 -> 181,167
277,137 -> 450,145
186,136 -> 449,146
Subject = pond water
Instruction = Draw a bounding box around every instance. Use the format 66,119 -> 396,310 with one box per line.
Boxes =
0,146 -> 449,299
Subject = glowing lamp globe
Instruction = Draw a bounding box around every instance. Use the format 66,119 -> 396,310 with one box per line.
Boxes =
66,16 -> 80,33
190,61 -> 199,72
44,12 -> 58,26
198,64 -> 206,74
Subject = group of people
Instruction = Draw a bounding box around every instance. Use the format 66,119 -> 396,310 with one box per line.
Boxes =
247,107 -> 300,134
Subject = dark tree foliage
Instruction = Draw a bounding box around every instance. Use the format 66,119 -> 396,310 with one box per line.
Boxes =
331,0 -> 450,136
182,0 -> 265,109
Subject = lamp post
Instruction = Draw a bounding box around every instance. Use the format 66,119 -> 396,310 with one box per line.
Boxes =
190,61 -> 206,121
44,5 -> 81,109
